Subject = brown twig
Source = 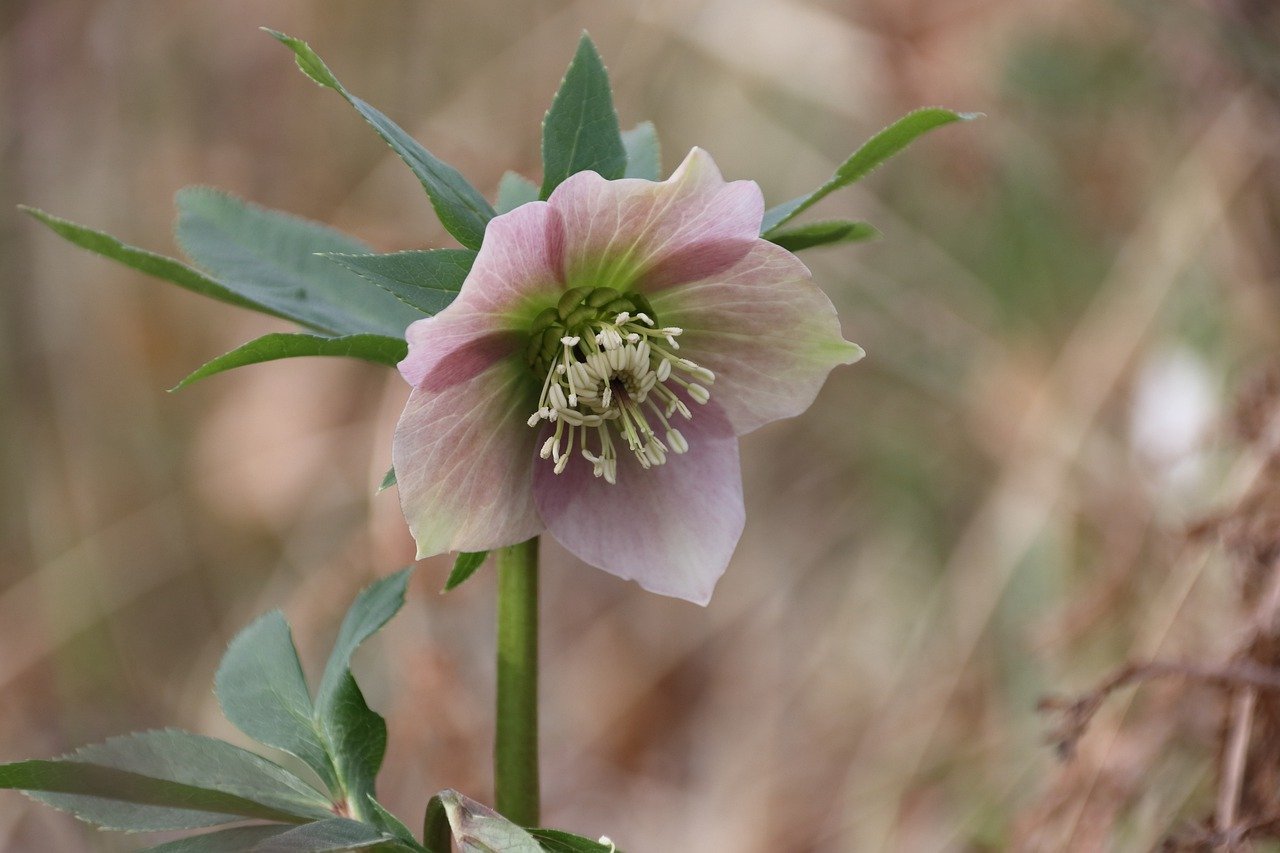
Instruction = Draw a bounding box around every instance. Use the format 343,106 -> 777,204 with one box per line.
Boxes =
1039,660 -> 1280,759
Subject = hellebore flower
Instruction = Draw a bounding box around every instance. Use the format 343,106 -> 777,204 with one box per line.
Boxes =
393,148 -> 862,604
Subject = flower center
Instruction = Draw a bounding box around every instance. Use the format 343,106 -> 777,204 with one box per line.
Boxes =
524,286 -> 714,484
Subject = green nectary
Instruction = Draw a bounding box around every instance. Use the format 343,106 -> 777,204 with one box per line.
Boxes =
522,285 -> 658,376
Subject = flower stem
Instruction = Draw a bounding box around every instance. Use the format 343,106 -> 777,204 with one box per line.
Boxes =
494,537 -> 539,826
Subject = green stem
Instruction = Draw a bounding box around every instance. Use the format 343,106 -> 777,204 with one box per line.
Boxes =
495,537 -> 539,826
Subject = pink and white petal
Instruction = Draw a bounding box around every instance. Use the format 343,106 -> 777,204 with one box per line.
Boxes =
450,200 -> 566,316
550,147 -> 763,292
533,401 -> 743,606
649,241 -> 863,436
393,358 -> 544,557
398,308 -> 517,389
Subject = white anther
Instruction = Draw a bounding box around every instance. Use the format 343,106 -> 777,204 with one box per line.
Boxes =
560,335 -> 581,346
667,429 -> 688,454
614,311 -> 631,325
656,359 -> 672,382
568,393 -> 578,407
527,412 -> 543,427
687,383 -> 710,404
554,454 -> 569,474
635,313 -> 655,326
626,332 -> 641,344
549,384 -> 568,410
540,437 -> 556,459
559,408 -> 585,426
602,385 -> 613,408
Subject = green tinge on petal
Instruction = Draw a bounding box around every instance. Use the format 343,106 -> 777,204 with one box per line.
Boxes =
393,358 -> 544,557
650,240 -> 861,436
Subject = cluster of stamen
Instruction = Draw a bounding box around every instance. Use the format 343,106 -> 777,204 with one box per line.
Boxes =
524,285 -> 714,483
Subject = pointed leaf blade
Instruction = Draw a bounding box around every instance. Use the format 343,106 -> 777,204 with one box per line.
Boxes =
496,173 -> 541,214
761,107 -> 978,233
530,830 -> 618,852
143,825 -> 296,852
20,206 -> 294,324
378,467 -> 397,493
172,334 -> 407,391
214,611 -> 335,791
315,569 -> 413,716
765,220 -> 879,252
322,250 -> 475,317
250,817 -> 394,851
443,552 -> 489,592
0,731 -> 334,831
265,30 -> 495,250
176,188 -> 424,338
621,122 -> 661,180
540,34 -> 626,198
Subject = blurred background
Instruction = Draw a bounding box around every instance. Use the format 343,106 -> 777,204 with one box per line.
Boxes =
4,1 -> 1280,850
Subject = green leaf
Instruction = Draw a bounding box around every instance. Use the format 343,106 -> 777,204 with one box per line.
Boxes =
172,334 -> 407,391
316,569 -> 413,715
365,795 -> 419,845
765,220 -> 880,252
313,569 -> 413,818
265,29 -> 495,250
325,673 -> 386,821
621,122 -> 661,180
0,731 -> 333,831
443,552 -> 489,592
437,790 -> 542,853
322,250 -> 475,317
760,107 -> 978,233
496,172 -> 541,214
530,829 -> 618,852
20,206 -> 297,325
144,825 -> 296,852
214,611 -> 336,792
251,817 -> 394,851
176,188 -> 423,338
540,33 -> 627,198
378,467 -> 396,493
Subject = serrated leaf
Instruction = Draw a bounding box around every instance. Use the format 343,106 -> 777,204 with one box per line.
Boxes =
444,552 -> 489,592
437,790 -> 542,853
621,122 -> 660,181
378,467 -> 397,493
496,173 -> 541,214
265,30 -> 495,250
144,825 -> 296,852
530,829 -> 618,852
760,107 -> 978,233
322,250 -> 475,317
540,34 -> 626,198
176,188 -> 423,338
172,334 -> 407,391
0,731 -> 333,831
214,612 -> 335,792
252,817 -> 394,851
765,220 -> 879,252
20,206 -> 297,325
